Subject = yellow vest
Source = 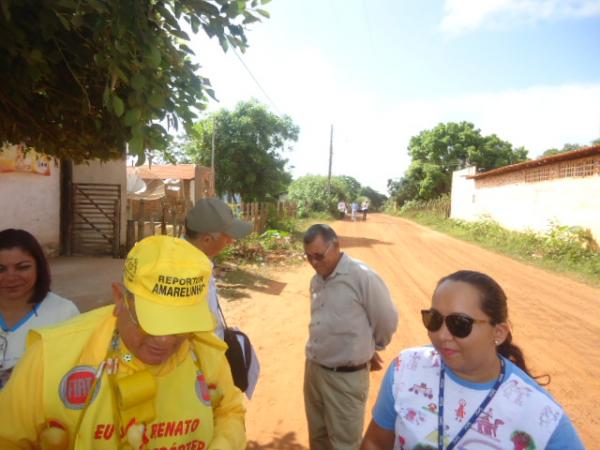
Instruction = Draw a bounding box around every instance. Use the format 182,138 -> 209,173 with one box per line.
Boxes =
26,306 -> 242,450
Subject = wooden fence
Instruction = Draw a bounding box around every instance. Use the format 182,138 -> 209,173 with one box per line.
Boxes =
126,200 -> 297,251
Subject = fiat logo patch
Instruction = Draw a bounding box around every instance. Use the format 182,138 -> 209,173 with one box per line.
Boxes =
59,366 -> 100,409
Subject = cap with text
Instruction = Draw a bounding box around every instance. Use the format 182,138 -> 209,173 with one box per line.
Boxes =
185,197 -> 252,239
123,235 -> 213,336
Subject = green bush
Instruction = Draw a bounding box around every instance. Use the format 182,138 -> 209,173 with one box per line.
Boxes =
399,209 -> 600,283
399,194 -> 451,218
216,228 -> 304,265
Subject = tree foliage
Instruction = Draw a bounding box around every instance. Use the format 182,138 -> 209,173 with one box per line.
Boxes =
336,175 -> 362,202
539,143 -> 584,158
287,174 -> 385,216
359,186 -> 387,209
0,0 -> 270,162
287,175 -> 346,217
184,100 -> 299,202
389,122 -> 529,204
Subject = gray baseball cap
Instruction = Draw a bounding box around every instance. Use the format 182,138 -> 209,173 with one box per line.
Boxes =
186,198 -> 252,239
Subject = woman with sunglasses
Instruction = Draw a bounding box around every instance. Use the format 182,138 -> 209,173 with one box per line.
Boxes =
0,229 -> 79,388
361,270 -> 585,450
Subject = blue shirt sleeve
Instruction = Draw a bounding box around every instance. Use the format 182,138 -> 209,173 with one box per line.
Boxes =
372,361 -> 397,431
546,414 -> 586,450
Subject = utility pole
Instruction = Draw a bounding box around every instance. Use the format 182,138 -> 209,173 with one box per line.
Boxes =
327,124 -> 333,197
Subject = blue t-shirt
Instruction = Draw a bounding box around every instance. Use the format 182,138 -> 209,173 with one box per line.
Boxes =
372,353 -> 586,449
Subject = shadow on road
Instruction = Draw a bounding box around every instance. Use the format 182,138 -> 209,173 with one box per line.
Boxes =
218,268 -> 287,301
246,432 -> 308,450
338,235 -> 392,248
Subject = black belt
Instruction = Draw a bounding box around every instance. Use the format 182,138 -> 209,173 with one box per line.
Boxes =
319,362 -> 368,373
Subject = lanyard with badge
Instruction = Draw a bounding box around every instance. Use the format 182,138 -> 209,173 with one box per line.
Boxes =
437,358 -> 505,450
0,331 -> 9,388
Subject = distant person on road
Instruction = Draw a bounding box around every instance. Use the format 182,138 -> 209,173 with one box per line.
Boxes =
0,235 -> 246,450
303,224 -> 398,450
0,228 -> 79,389
360,270 -> 585,450
351,201 -> 359,221
337,200 -> 347,220
361,199 -> 370,221
184,197 -> 260,398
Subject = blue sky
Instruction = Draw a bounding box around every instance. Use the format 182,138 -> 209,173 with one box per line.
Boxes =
189,0 -> 600,194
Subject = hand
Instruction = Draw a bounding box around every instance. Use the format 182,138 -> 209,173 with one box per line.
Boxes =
369,352 -> 384,371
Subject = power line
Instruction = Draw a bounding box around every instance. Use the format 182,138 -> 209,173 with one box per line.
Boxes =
231,47 -> 281,115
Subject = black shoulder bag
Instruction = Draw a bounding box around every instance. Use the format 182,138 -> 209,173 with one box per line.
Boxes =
217,302 -> 253,392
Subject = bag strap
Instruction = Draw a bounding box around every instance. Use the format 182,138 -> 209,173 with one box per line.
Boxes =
216,298 -> 229,330
241,332 -> 252,370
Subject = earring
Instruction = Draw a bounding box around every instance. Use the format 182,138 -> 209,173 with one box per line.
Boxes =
494,340 -> 499,345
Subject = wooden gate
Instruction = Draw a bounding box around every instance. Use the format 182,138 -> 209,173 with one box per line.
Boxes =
70,183 -> 121,257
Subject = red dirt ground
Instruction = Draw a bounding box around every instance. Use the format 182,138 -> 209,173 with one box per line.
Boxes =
50,213 -> 599,448
221,214 -> 598,449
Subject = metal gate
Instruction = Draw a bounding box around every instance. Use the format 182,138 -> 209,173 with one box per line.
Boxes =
71,183 -> 121,257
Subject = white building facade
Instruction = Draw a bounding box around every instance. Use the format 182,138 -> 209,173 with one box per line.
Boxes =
451,145 -> 600,242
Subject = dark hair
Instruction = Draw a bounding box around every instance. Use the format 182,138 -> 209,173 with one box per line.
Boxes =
435,270 -> 545,382
0,228 -> 51,304
303,224 -> 338,245
184,224 -> 200,240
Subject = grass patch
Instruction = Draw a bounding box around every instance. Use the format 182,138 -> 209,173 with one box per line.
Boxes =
398,209 -> 600,285
213,213 -> 336,302
215,212 -> 336,267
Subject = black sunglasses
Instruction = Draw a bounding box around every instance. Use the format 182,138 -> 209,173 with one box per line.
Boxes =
421,309 -> 490,338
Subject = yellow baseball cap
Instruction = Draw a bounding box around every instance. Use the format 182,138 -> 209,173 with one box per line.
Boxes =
123,235 -> 214,336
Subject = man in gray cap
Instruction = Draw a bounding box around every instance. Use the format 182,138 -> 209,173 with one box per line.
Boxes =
184,197 -> 253,337
184,197 -> 260,399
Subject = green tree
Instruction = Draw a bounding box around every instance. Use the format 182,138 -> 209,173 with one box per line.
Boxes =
0,0 -> 270,162
336,175 -> 362,202
393,122 -> 528,203
287,175 -> 349,217
287,174 -> 377,216
540,142 -> 584,158
185,100 -> 299,201
359,186 -> 387,210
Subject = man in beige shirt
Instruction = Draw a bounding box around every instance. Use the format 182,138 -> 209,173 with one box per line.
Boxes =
303,224 -> 398,450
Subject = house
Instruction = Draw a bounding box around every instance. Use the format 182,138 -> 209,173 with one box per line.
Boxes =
126,164 -> 214,220
1,143 -> 127,257
451,144 -> 600,242
127,164 -> 214,204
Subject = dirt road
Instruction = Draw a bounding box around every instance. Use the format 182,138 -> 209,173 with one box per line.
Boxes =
49,213 -> 599,448
219,213 -> 599,449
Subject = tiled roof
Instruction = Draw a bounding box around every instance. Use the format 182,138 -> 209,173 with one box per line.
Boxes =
127,164 -> 197,180
468,144 -> 600,179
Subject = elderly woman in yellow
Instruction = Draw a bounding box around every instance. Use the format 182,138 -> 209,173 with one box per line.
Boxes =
0,235 -> 246,450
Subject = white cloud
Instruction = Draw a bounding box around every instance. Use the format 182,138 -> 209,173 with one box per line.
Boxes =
441,0 -> 600,35
188,33 -> 600,195
363,83 -> 600,192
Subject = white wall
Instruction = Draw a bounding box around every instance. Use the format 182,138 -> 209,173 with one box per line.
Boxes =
0,160 -> 61,255
73,158 -> 127,245
450,167 -> 477,221
451,168 -> 600,242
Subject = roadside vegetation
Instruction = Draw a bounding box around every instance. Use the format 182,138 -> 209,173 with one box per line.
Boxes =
216,211 -> 335,267
387,195 -> 600,285
214,211 -> 334,300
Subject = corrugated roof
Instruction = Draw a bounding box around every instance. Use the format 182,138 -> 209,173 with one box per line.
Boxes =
467,144 -> 600,179
126,164 -> 197,180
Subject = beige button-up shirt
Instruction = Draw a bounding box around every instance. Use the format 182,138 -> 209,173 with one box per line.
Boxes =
306,253 -> 398,368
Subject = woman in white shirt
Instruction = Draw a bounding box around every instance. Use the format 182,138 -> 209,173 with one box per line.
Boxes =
0,228 -> 79,388
361,270 -> 585,450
